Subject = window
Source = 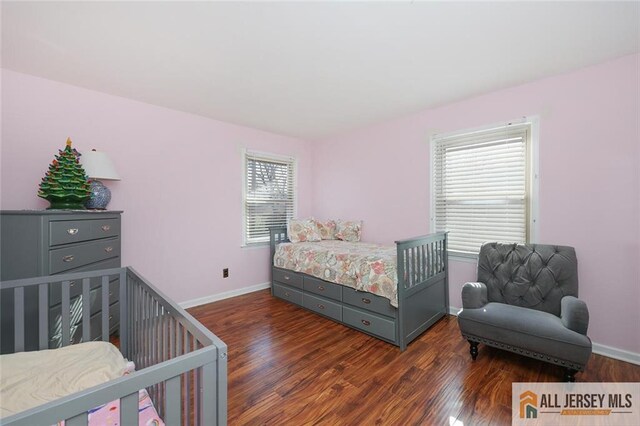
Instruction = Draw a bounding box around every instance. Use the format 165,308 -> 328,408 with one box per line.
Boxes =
243,150 -> 296,245
431,120 -> 536,256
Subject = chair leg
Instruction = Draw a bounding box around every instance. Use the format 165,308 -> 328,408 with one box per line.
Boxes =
564,368 -> 577,382
468,340 -> 479,360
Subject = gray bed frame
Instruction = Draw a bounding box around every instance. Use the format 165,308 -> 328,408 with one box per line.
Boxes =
0,267 -> 227,426
269,228 -> 449,351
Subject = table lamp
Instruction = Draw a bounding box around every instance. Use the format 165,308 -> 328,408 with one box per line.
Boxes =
80,149 -> 121,209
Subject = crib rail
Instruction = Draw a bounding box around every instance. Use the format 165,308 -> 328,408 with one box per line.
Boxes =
0,267 -> 227,426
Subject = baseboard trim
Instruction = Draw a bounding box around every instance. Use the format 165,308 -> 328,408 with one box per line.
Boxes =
448,305 -> 639,366
179,282 -> 271,309
592,343 -> 640,366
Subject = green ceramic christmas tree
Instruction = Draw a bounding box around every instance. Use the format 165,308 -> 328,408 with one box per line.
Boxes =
38,138 -> 91,209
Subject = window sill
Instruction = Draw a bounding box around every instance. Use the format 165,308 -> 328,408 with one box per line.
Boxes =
447,252 -> 479,264
241,242 -> 270,249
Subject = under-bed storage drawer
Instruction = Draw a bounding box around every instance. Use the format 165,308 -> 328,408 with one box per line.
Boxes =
273,268 -> 303,289
304,276 -> 342,301
343,306 -> 396,342
273,283 -> 303,306
343,287 -> 396,318
303,293 -> 342,321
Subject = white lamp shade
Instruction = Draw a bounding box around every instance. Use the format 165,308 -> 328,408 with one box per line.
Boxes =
80,150 -> 121,180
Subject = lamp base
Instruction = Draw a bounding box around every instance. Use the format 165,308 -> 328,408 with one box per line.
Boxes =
86,179 -> 111,209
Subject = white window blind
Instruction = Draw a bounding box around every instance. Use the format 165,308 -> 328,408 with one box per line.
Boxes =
432,123 -> 531,255
243,151 -> 296,245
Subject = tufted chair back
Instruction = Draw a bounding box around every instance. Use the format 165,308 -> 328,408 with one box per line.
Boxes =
477,242 -> 578,317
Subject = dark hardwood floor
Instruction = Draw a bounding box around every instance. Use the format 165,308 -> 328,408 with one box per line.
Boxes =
188,289 -> 640,426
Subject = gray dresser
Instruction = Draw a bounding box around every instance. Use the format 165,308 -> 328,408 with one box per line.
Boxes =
1,210 -> 122,353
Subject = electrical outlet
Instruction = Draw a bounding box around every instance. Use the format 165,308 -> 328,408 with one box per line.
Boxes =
223,268 -> 229,278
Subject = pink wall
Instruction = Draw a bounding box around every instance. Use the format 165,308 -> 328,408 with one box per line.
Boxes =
2,54 -> 638,354
0,70 -> 314,304
312,54 -> 640,354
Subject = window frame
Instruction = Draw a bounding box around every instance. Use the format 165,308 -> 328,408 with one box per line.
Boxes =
241,149 -> 298,247
429,117 -> 539,259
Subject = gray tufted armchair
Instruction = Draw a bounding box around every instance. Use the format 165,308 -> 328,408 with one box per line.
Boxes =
457,242 -> 591,381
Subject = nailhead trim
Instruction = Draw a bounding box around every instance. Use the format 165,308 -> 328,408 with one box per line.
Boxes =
461,333 -> 585,371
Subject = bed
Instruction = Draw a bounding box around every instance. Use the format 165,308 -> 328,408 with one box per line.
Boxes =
269,227 -> 449,351
0,267 -> 227,426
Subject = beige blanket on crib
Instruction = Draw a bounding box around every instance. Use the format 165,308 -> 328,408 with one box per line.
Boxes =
0,341 -> 128,418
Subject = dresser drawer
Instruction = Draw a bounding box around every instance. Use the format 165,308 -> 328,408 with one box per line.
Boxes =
49,220 -> 93,246
273,283 -> 303,306
273,268 -> 303,289
91,218 -> 120,240
343,288 -> 396,318
304,276 -> 342,302
51,301 -> 119,347
49,258 -> 120,306
49,238 -> 120,274
343,306 -> 396,342
303,293 -> 342,321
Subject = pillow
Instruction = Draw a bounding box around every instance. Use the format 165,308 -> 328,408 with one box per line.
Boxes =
315,219 -> 337,240
335,220 -> 362,242
288,218 -> 322,243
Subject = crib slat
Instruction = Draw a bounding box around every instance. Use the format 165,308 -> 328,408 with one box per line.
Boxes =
101,276 -> 109,341
120,392 -> 138,425
200,363 -> 216,425
165,375 -> 181,425
82,278 -> 90,342
163,308 -> 169,361
65,412 -> 88,426
119,269 -> 128,356
14,287 -> 24,352
194,359 -> 200,424
184,329 -> 191,426
61,281 -> 71,346
169,316 -> 175,359
39,284 -> 48,349
144,289 -> 150,368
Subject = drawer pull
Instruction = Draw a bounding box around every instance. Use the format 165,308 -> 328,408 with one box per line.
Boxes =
101,225 -> 111,232
361,319 -> 371,326
362,298 -> 371,304
70,281 -> 76,287
62,255 -> 75,263
109,315 -> 113,320
109,291 -> 113,296
317,285 -> 325,291
317,304 -> 325,310
283,275 -> 290,280
67,228 -> 79,235
284,292 -> 290,297
104,246 -> 113,253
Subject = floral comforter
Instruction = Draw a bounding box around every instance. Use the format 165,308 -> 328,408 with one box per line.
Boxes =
274,240 -> 399,307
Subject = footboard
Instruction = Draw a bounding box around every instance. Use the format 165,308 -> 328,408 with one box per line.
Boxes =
396,232 -> 448,350
0,267 -> 227,426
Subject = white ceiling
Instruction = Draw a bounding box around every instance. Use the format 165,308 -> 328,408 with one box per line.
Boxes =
2,1 -> 638,140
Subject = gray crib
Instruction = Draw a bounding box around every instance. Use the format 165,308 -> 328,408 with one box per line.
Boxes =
270,228 -> 449,351
0,267 -> 227,426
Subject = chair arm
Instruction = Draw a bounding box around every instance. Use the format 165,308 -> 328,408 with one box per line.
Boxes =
561,296 -> 589,335
461,282 -> 488,309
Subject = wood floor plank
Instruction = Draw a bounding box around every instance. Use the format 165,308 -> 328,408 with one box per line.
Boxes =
189,289 -> 640,425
